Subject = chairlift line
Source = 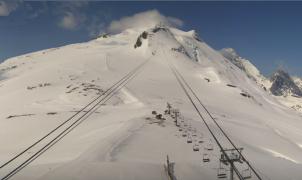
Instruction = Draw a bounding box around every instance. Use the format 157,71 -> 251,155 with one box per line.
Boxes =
165,53 -> 264,179
217,164 -> 228,179
165,58 -> 245,180
203,153 -> 210,162
172,61 -> 263,180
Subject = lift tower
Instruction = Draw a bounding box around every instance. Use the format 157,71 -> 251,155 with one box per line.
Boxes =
219,148 -> 246,180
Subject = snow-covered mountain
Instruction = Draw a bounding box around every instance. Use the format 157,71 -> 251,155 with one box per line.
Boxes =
270,69 -> 302,97
0,24 -> 302,180
220,47 -> 302,113
220,48 -> 261,81
293,76 -> 302,90
220,48 -> 270,90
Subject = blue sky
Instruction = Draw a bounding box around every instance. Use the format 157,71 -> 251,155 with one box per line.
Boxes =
1,1 -> 302,77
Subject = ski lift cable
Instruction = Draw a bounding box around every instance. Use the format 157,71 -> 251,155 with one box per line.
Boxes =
0,57 -> 152,180
169,57 -> 262,180
1,63 -> 146,180
0,57 -> 149,170
164,57 -> 245,180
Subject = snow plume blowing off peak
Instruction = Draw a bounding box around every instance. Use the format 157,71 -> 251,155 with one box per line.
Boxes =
107,9 -> 183,34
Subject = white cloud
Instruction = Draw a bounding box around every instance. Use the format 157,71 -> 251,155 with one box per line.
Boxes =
107,9 -> 183,34
56,2 -> 87,30
55,2 -> 108,36
58,12 -> 83,30
0,0 -> 20,16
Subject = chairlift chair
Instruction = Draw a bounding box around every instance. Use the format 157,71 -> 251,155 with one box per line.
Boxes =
187,136 -> 193,143
182,131 -> 187,137
193,144 -> 199,151
217,167 -> 227,179
205,143 -> 214,151
203,153 -> 210,162
242,167 -> 252,179
199,134 -> 204,142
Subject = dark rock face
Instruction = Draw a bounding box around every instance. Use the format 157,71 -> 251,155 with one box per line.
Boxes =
152,25 -> 168,33
134,38 -> 142,48
192,31 -> 203,42
171,46 -> 190,57
270,70 -> 302,97
134,31 -> 148,48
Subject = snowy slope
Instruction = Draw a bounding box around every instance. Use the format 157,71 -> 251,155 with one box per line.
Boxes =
0,25 -> 302,180
293,76 -> 302,90
220,48 -> 271,90
221,47 -> 302,114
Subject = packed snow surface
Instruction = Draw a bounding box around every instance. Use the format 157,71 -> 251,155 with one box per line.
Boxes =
0,25 -> 302,180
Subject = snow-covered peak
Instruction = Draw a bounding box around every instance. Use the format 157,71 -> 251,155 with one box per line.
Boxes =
219,47 -> 302,112
292,76 -> 302,90
220,48 -> 269,87
220,48 -> 260,75
270,69 -> 302,97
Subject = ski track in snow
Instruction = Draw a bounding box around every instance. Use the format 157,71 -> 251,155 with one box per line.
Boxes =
262,148 -> 300,164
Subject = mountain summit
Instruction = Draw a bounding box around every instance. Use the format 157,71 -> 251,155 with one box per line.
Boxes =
220,48 -> 262,81
270,69 -> 302,97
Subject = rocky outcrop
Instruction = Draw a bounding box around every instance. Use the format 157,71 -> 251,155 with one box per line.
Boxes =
270,69 -> 302,97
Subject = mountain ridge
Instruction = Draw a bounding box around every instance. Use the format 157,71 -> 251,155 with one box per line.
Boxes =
220,47 -> 302,112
